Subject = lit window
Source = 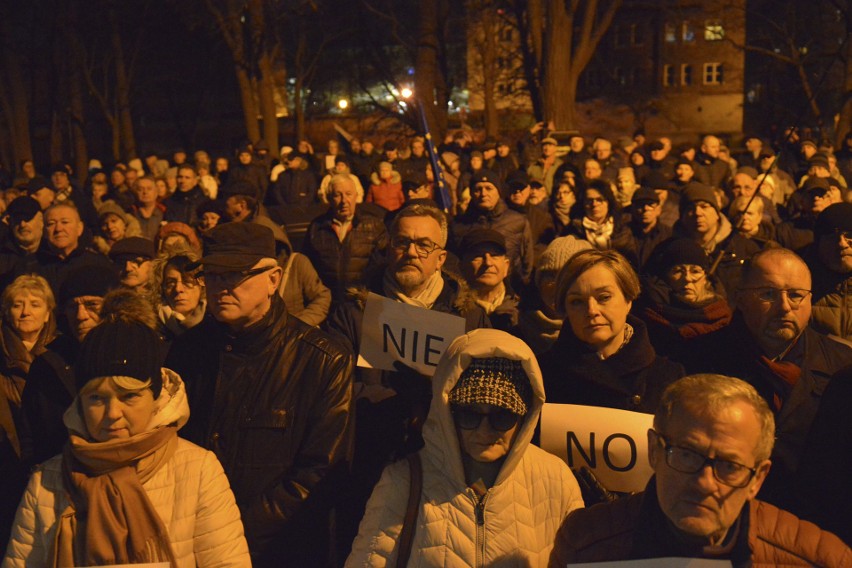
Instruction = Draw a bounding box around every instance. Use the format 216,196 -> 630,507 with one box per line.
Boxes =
703,63 -> 723,85
705,21 -> 724,41
665,23 -> 676,43
682,22 -> 695,42
681,64 -> 692,86
663,64 -> 674,87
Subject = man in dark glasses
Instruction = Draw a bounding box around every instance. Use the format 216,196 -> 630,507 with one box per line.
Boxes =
549,374 -> 849,565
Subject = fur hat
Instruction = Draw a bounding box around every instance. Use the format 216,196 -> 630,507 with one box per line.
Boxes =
448,358 -> 532,416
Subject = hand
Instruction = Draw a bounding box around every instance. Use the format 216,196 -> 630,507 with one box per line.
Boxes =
529,122 -> 545,135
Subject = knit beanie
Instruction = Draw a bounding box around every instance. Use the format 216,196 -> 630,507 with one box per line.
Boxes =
75,318 -> 164,397
654,238 -> 710,275
448,358 -> 533,416
814,202 -> 852,237
537,236 -> 593,277
681,182 -> 719,213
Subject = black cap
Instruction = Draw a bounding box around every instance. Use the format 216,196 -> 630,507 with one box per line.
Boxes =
802,176 -> 831,196
59,265 -> 120,307
5,196 -> 41,221
469,169 -> 503,194
649,140 -> 665,151
632,187 -> 660,205
460,228 -> 507,257
815,203 -> 852,237
26,176 -> 51,195
383,140 -> 398,151
109,237 -> 156,262
75,318 -> 164,397
198,222 -> 276,272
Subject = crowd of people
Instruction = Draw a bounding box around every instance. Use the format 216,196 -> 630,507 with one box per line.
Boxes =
0,124 -> 851,567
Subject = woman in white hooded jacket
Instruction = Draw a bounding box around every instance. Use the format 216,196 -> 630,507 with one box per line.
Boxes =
347,328 -> 583,567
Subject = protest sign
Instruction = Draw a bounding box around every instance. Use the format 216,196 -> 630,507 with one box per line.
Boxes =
540,404 -> 654,493
357,292 -> 466,376
565,559 -> 731,567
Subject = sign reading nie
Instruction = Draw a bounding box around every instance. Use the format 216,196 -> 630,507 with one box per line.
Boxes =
357,292 -> 466,376
540,403 -> 655,493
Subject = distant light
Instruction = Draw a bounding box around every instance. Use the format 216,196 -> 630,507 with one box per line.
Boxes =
401,87 -> 413,99
338,99 -> 349,110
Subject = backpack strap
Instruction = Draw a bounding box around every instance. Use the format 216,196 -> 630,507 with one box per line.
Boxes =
396,452 -> 423,567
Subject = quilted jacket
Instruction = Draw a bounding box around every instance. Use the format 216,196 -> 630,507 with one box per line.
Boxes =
2,370 -> 251,568
346,329 -> 584,567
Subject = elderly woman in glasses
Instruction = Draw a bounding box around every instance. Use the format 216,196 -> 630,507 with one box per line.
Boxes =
152,252 -> 207,342
346,329 -> 583,567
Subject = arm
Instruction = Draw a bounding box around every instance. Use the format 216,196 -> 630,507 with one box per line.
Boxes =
192,450 -> 251,568
3,470 -> 43,568
289,253 -> 332,326
344,460 -> 411,568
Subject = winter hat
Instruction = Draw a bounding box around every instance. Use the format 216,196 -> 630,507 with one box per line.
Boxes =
736,166 -> 758,179
675,157 -> 696,171
632,186 -> 660,205
814,203 -> 852,238
59,264 -> 120,307
654,238 -> 710,275
802,176 -> 831,196
681,182 -> 719,212
25,176 -> 51,195
109,237 -> 156,262
448,358 -> 533,416
808,154 -> 830,171
75,318 -> 164,397
98,200 -> 131,225
536,236 -> 593,280
88,159 -> 103,171
5,196 -> 41,221
469,169 -> 503,194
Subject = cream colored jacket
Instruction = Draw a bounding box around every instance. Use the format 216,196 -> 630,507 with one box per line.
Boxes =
346,329 -> 584,567
2,370 -> 251,568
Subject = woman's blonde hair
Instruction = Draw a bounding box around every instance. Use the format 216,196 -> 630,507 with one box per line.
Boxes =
2,274 -> 56,318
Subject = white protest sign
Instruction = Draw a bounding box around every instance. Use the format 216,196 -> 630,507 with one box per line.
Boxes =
357,292 -> 466,376
78,564 -> 170,568
566,559 -> 731,567
540,404 -> 654,493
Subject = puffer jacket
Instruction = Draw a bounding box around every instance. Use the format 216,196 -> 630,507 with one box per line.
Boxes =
165,295 -> 353,565
2,370 -> 251,568
346,329 -> 584,567
548,480 -> 851,567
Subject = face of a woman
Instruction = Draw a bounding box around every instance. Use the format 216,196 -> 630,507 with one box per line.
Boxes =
162,266 -> 203,316
111,170 -> 126,187
564,264 -> 631,357
101,214 -> 127,242
455,403 -> 520,463
8,291 -> 50,342
584,189 -> 609,222
555,184 -> 575,208
667,264 -> 712,305
82,379 -> 156,442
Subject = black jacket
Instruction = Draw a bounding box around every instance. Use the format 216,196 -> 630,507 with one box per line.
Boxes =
162,185 -> 210,226
165,296 -> 353,566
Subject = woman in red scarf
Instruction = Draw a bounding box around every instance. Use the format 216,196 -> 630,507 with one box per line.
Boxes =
3,316 -> 250,567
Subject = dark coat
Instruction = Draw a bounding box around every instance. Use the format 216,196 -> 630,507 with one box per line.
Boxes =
507,201 -> 556,261
302,208 -> 388,301
539,316 -> 684,414
564,216 -> 639,268
33,242 -> 116,298
165,295 -> 353,566
224,162 -> 269,201
451,199 -> 535,283
162,185 -> 210,226
630,220 -> 672,270
266,168 -> 318,209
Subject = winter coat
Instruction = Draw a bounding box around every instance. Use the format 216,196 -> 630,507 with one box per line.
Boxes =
564,216 -> 639,268
451,200 -> 535,284
366,171 -> 405,211
33,242 -> 116,301
163,186 -> 211,227
539,316 -> 684,414
346,329 -> 584,567
302,208 -> 388,300
267,168 -> 318,209
548,478 -> 851,567
3,371 -> 251,568
165,295 -> 353,566
808,254 -> 852,342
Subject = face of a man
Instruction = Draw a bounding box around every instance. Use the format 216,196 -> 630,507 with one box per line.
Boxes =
135,179 -> 158,205
330,179 -> 358,221
730,174 -> 756,198
497,144 -> 510,157
51,171 -> 70,191
632,201 -> 661,228
205,260 -> 280,331
528,184 -> 547,206
745,138 -> 762,153
64,295 -> 103,342
387,215 -> 447,296
702,136 -> 720,159
473,182 -> 500,211
509,185 -> 530,207
115,256 -> 152,290
176,168 -> 197,192
810,189 -> 840,216
12,211 -> 44,249
569,136 -> 584,153
676,164 -> 695,183
737,253 -> 812,356
238,152 -> 252,165
649,401 -> 770,545
584,160 -> 602,180
411,140 -> 424,157
683,202 -> 719,237
463,247 -> 510,291
818,231 -> 852,274
45,205 -> 84,256
732,201 -> 762,235
541,142 -> 556,158
593,140 -> 612,161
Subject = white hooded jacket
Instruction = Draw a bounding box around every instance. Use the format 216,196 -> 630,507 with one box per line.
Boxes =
346,329 -> 584,567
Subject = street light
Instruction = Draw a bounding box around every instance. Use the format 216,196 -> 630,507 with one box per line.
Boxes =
400,87 -> 413,99
338,98 -> 349,110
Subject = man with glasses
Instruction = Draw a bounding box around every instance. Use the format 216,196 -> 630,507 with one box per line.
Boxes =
324,203 -> 489,558
549,374 -> 850,565
807,203 -> 852,342
165,222 -> 353,567
108,236 -> 155,293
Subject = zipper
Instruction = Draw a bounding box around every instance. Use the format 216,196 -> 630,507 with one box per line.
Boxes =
471,491 -> 488,568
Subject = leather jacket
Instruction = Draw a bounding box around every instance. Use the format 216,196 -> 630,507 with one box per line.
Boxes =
165,295 -> 354,564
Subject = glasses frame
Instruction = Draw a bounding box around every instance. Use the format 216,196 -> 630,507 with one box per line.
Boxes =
739,286 -> 811,308
653,431 -> 758,488
452,407 -> 522,432
389,235 -> 443,258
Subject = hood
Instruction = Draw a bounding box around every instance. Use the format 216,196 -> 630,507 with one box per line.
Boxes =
422,328 -> 545,490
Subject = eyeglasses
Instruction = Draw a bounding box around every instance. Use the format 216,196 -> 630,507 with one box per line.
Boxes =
827,228 -> 852,244
119,256 -> 150,268
452,407 -> 522,432
739,287 -> 811,308
668,265 -> 706,280
162,276 -> 201,292
653,431 -> 758,488
390,235 -> 443,258
585,197 -> 606,204
200,266 -> 274,289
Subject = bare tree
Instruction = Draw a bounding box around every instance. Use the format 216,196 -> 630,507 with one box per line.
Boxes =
0,3 -> 34,168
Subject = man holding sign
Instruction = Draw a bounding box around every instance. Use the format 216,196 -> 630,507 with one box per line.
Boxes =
324,202 -> 488,556
548,374 -> 850,567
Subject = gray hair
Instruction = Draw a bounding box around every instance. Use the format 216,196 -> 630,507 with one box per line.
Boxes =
390,203 -> 449,247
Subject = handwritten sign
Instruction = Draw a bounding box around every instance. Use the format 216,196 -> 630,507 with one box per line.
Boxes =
540,404 -> 654,493
357,292 -> 466,376
566,559 -> 731,567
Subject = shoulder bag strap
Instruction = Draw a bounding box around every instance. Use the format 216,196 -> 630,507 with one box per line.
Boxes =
396,452 -> 423,568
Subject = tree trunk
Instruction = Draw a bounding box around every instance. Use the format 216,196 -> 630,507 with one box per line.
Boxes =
294,73 -> 306,143
836,29 -> 852,145
236,66 -> 261,143
65,0 -> 87,182
108,4 -> 137,160
481,9 -> 499,137
513,0 -> 544,121
542,0 -> 576,128
0,15 -> 33,165
258,53 -> 279,150
415,0 -> 446,137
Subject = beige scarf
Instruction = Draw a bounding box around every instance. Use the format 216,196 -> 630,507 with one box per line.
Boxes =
582,216 -> 615,249
383,269 -> 445,309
